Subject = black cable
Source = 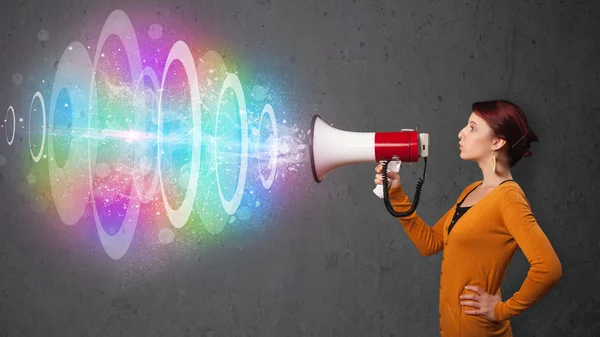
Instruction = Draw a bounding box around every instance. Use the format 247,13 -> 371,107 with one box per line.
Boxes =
382,157 -> 427,218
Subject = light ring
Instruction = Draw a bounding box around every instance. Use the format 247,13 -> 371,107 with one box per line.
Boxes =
29,92 -> 46,162
48,42 -> 93,227
157,40 -> 202,229
257,103 -> 278,189
88,9 -> 142,260
5,106 -> 15,145
214,73 -> 248,215
132,66 -> 160,204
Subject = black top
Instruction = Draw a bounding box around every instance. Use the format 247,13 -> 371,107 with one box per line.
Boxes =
447,180 -> 514,235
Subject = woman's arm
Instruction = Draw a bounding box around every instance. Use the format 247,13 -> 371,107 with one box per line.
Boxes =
388,185 -> 453,257
493,188 -> 562,321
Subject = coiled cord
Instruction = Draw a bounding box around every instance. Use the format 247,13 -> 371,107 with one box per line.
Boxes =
382,157 -> 427,218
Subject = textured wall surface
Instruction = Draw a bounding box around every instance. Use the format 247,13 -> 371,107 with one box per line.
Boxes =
1,0 -> 599,336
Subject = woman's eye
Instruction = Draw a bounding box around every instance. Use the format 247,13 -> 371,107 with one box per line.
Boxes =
470,126 -> 475,131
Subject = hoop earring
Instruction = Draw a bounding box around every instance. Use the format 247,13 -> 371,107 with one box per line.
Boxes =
491,151 -> 497,174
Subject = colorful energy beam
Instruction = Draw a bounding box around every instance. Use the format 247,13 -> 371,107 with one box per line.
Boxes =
2,9 -> 307,260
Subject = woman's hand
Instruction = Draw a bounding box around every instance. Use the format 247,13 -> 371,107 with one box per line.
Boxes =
460,285 -> 501,322
374,163 -> 401,189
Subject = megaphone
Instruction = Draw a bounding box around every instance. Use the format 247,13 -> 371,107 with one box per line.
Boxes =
309,114 -> 430,217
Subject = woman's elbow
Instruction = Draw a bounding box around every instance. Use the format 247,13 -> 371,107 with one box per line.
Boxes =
417,245 -> 440,257
545,256 -> 562,285
419,249 -> 434,257
551,258 -> 563,284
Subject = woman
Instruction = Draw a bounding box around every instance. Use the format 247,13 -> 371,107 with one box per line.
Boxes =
374,100 -> 562,336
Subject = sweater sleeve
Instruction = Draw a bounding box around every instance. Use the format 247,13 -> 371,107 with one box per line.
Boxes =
387,185 -> 453,257
493,188 -> 563,321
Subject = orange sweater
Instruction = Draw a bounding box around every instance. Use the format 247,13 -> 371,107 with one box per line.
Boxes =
388,180 -> 562,337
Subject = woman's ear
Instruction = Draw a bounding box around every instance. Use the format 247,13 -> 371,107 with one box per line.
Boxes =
491,137 -> 507,151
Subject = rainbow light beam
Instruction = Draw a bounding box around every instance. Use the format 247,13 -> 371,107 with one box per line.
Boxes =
3,9 -> 308,262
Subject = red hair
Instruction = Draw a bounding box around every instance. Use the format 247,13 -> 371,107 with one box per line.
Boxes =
472,100 -> 539,167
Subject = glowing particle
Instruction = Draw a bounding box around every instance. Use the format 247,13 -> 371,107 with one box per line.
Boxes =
158,228 -> 175,244
251,85 -> 268,101
148,24 -> 163,40
12,73 -> 23,85
255,201 -> 260,207
37,29 -> 50,41
236,206 -> 251,221
27,173 -> 37,184
68,46 -> 73,51
228,216 -> 237,224
19,118 -> 23,122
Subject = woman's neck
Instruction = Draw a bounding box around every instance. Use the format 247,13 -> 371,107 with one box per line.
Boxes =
479,160 -> 513,188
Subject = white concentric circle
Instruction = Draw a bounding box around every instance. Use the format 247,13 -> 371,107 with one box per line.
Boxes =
88,9 -> 142,260
29,92 -> 46,162
257,103 -> 278,189
215,73 -> 249,215
132,66 -> 160,204
158,40 -> 202,229
48,42 -> 93,227
5,106 -> 15,145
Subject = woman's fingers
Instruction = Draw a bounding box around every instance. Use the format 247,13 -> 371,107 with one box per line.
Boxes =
374,172 -> 392,182
375,164 -> 401,188
460,294 -> 480,301
460,300 -> 480,308
464,309 -> 486,315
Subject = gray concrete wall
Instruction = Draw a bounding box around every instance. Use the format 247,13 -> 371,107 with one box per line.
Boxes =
1,0 -> 599,336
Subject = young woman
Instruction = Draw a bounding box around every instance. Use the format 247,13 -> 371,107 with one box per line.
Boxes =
374,100 -> 562,336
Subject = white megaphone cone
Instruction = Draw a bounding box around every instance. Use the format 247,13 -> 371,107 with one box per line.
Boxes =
309,115 -> 429,186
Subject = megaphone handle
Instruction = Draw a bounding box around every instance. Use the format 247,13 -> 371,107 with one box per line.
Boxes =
373,160 -> 402,199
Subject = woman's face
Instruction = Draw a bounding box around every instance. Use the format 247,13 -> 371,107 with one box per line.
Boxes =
457,112 -> 495,162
